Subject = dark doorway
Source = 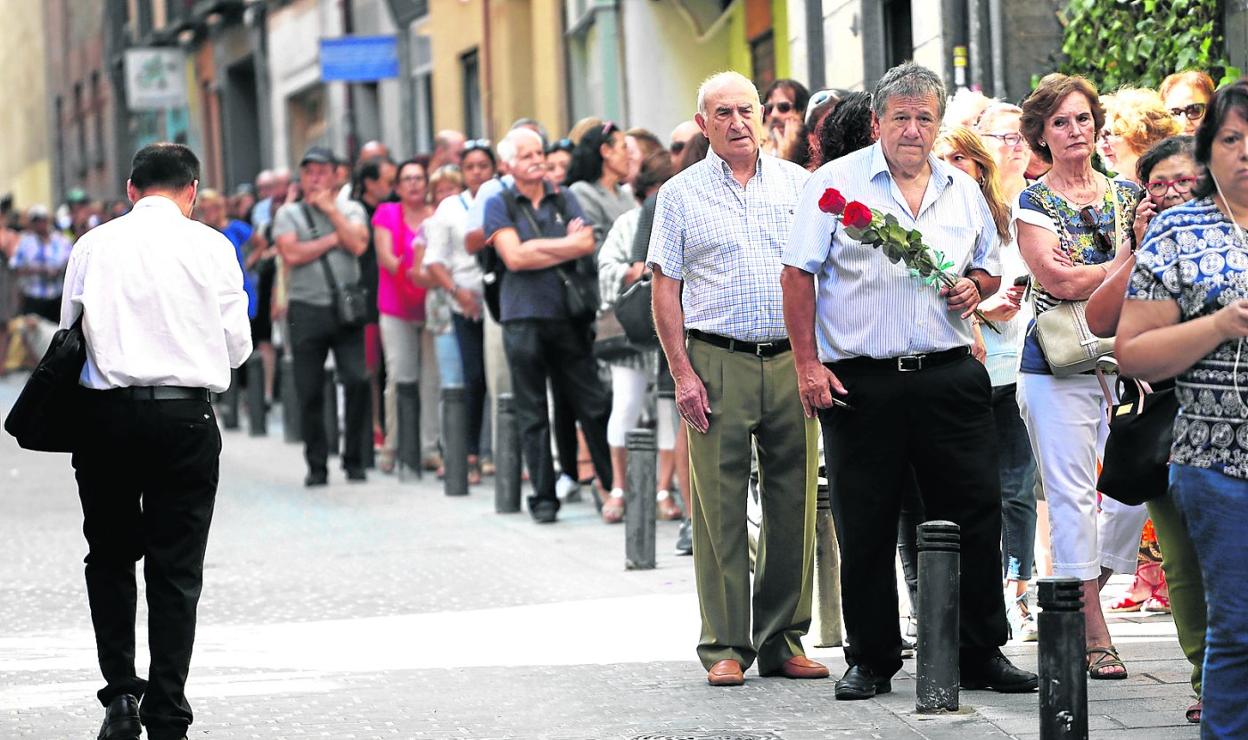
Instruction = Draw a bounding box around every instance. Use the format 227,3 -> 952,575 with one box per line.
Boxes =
223,58 -> 263,190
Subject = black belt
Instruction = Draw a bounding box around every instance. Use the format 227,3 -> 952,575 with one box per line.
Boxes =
98,386 -> 211,402
831,347 -> 970,373
688,329 -> 791,358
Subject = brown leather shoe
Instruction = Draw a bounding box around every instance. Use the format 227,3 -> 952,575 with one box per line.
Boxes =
707,659 -> 745,686
766,655 -> 830,679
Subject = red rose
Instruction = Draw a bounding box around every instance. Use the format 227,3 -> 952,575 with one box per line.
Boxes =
817,187 -> 847,215
841,201 -> 874,229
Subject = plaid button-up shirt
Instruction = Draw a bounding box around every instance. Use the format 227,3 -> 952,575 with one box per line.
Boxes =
646,148 -> 809,342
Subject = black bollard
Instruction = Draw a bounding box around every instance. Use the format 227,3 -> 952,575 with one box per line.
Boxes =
1038,577 -> 1088,740
624,428 -> 657,570
916,520 -> 960,714
442,387 -> 469,496
280,353 -> 301,443
323,369 -> 339,457
494,393 -> 521,513
245,352 -> 267,437
396,382 -> 422,481
218,368 -> 241,430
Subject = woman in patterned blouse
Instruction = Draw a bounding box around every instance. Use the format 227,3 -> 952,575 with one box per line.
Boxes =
1118,79 -> 1248,740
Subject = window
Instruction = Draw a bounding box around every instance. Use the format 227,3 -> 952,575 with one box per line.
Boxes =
883,0 -> 913,68
91,71 -> 105,168
461,49 -> 482,139
73,81 -> 86,177
750,31 -> 776,91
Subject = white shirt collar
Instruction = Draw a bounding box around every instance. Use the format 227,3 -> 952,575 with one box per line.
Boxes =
132,195 -> 185,214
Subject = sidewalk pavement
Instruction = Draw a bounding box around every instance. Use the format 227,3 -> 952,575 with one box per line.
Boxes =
0,375 -> 1200,739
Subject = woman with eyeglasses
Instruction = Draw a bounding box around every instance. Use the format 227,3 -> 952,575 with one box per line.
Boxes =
424,144 -> 497,485
373,157 -> 435,473
1099,88 -> 1181,185
1014,74 -> 1147,681
1086,134 -> 1207,724
1160,71 -> 1216,136
1116,80 -> 1248,737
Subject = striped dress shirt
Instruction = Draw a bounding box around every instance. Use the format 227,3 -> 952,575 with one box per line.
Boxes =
782,143 -> 1001,362
646,147 -> 810,342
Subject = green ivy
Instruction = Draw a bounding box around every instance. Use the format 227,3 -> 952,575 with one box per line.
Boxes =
1056,0 -> 1240,91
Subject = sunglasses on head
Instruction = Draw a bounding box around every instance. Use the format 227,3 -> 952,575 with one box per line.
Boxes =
1168,103 -> 1207,121
546,137 -> 573,155
463,138 -> 492,153
763,101 -> 794,117
601,121 -> 619,137
1077,206 -> 1115,254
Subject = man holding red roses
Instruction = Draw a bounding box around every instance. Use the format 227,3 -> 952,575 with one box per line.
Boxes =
647,71 -> 825,687
780,62 -> 1037,699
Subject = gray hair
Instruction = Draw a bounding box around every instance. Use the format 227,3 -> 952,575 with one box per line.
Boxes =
497,128 -> 544,166
872,62 -> 947,119
696,71 -> 759,116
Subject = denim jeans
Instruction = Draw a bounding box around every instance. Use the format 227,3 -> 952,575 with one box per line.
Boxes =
1171,463 -> 1248,738
996,384 -> 1037,581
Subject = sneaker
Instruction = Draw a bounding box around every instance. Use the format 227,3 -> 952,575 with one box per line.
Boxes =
675,518 -> 693,555
905,615 -> 918,640
1007,592 -> 1038,642
556,473 -> 582,503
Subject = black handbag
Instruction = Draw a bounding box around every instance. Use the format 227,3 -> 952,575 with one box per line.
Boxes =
1097,377 -> 1178,505
555,259 -> 599,321
300,204 -> 368,329
3,315 -> 87,452
615,275 -> 657,346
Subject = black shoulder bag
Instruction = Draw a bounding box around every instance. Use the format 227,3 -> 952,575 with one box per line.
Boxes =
300,203 -> 368,329
4,314 -> 87,452
1096,376 -> 1177,506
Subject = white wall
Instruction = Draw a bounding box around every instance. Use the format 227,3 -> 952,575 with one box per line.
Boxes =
910,0 -> 946,81
823,0 -> 866,91
618,1 -> 733,142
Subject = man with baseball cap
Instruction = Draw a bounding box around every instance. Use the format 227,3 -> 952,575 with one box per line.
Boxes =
8,203 -> 72,322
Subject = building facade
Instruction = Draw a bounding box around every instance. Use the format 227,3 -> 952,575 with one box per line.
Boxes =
0,0 -> 53,209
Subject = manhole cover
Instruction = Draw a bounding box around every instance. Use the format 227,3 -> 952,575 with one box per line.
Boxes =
632,734 -> 780,740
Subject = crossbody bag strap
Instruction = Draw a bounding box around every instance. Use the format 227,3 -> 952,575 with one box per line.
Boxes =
301,202 -> 344,311
507,188 -> 576,279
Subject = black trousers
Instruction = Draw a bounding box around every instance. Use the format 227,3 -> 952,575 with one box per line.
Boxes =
71,392 -> 221,740
502,318 -> 613,505
288,301 -> 370,475
820,355 -> 1008,676
451,312 -> 486,457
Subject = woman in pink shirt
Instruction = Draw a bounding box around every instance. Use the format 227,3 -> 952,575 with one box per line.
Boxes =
373,158 -> 434,472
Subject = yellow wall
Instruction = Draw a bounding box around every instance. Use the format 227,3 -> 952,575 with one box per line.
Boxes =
0,0 -> 52,207
429,0 -> 484,135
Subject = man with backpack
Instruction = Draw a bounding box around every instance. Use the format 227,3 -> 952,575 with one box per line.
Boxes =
481,128 -> 613,523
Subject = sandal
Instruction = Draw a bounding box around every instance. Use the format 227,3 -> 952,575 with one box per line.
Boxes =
1144,594 -> 1171,613
467,456 -> 482,486
656,490 -> 683,521
1107,595 -> 1145,612
601,489 -> 625,524
1186,699 -> 1202,724
1086,646 -> 1128,680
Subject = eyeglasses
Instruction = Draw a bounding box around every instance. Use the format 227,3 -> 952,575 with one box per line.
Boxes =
1146,176 -> 1198,197
983,132 -> 1025,147
1168,103 -> 1207,121
670,141 -> 686,155
398,174 -> 426,184
763,101 -> 794,118
1077,206 -> 1115,254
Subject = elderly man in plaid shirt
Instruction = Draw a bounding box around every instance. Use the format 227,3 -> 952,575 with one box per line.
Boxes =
646,71 -> 825,687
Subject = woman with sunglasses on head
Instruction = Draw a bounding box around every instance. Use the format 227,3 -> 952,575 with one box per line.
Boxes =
1117,80 -> 1248,738
1100,88 -> 1181,185
1086,135 -> 1207,724
1161,71 -> 1216,136
424,143 -> 497,485
546,138 -> 575,188
1015,74 -> 1147,681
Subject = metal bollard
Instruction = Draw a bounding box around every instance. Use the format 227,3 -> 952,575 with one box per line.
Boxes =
396,382 -> 422,481
280,354 -> 301,443
916,520 -> 960,714
624,428 -> 657,570
442,387 -> 469,496
245,352 -> 267,437
1038,577 -> 1088,740
494,393 -> 521,513
218,369 -> 241,429
323,369 -> 339,457
812,482 -> 843,647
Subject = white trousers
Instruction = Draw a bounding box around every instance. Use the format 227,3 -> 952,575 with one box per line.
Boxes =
1017,372 -> 1147,580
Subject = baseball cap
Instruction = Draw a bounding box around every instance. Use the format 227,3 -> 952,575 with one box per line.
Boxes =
299,146 -> 336,167
27,204 -> 50,220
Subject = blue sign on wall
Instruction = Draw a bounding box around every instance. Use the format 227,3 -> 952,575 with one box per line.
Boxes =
320,36 -> 400,82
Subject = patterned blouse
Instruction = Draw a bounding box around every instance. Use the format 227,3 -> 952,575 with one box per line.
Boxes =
1014,178 -> 1140,374
1127,197 -> 1248,479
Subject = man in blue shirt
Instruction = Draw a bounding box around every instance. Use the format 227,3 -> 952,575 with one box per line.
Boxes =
482,128 -> 613,523
9,204 -> 72,322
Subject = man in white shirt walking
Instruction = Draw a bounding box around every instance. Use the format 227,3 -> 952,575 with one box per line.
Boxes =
60,143 -> 252,740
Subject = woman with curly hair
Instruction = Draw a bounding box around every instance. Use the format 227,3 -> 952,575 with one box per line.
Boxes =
816,91 -> 874,166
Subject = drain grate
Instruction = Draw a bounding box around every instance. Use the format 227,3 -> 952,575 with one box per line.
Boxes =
632,734 -> 781,740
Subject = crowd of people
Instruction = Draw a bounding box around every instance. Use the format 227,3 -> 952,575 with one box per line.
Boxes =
5,54 -> 1248,739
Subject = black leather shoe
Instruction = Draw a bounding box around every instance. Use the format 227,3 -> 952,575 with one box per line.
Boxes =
305,471 -> 328,487
961,653 -> 1038,693
345,467 -> 367,482
529,496 -> 559,524
98,694 -> 141,740
834,665 -> 892,700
